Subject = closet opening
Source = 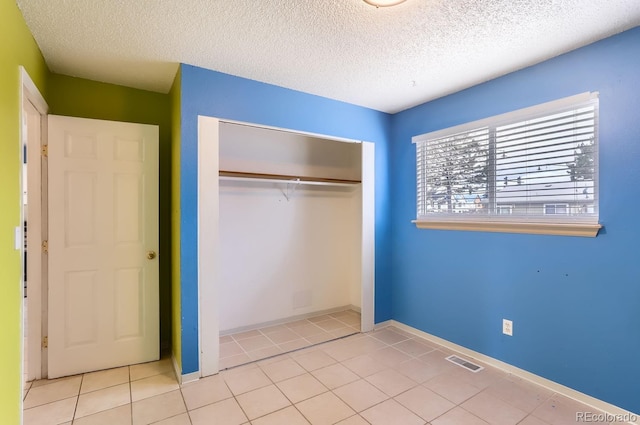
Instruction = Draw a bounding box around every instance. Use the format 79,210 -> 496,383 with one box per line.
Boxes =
197,117 -> 375,377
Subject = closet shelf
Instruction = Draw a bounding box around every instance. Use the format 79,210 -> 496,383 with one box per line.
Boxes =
219,170 -> 361,187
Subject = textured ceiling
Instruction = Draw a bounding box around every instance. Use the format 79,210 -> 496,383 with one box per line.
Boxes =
16,0 -> 640,113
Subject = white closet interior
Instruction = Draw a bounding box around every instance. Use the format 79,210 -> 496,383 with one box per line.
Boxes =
196,116 -> 374,378
217,122 -> 363,333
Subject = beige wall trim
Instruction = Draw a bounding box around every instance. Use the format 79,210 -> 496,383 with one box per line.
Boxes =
413,220 -> 601,237
377,320 -> 638,423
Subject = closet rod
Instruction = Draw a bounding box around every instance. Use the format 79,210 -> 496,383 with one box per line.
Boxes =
219,170 -> 361,186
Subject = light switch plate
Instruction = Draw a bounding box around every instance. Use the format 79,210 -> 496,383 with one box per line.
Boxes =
14,226 -> 21,250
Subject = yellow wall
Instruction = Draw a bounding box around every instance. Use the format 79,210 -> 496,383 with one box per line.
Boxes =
0,0 -> 49,422
47,74 -> 173,351
1,3 -> 181,420
170,68 -> 182,369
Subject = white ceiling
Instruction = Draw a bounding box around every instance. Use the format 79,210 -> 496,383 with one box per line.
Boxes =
16,0 -> 640,113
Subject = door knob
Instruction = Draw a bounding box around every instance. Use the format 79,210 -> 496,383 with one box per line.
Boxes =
147,251 -> 157,260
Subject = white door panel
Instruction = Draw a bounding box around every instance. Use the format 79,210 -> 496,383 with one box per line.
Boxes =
47,115 -> 159,378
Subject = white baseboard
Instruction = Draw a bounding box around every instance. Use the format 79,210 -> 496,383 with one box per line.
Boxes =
374,319 -> 393,329
378,320 -> 639,424
171,354 -> 200,385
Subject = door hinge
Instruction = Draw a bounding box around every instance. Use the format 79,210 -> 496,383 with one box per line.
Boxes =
42,336 -> 48,348
42,240 -> 48,254
41,145 -> 48,157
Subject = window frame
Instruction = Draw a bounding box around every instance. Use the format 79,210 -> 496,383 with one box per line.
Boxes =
496,204 -> 514,215
412,92 -> 602,237
544,203 -> 569,215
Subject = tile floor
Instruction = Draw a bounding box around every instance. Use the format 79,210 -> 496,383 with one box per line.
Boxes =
23,325 -> 616,425
219,310 -> 361,370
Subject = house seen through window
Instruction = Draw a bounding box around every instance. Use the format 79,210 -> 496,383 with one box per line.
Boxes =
413,92 -> 600,234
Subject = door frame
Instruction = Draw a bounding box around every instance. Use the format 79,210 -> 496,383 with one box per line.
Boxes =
196,115 -> 375,379
20,66 -> 49,383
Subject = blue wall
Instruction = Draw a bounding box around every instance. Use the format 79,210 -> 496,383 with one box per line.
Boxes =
179,64 -> 393,374
391,27 -> 640,413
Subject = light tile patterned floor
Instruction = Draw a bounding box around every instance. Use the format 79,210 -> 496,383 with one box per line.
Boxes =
23,325 -> 614,425
219,310 -> 362,370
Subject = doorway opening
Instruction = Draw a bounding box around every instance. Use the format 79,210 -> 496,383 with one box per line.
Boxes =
20,67 -> 49,398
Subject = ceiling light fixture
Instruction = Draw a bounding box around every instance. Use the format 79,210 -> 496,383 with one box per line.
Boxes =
363,0 -> 407,7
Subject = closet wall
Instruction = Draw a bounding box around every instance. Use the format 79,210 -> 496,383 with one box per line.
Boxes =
218,122 -> 363,332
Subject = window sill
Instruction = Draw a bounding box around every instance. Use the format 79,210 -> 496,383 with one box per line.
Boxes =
412,220 -> 601,237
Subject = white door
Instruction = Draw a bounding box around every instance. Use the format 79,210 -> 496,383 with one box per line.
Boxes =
47,115 -> 159,378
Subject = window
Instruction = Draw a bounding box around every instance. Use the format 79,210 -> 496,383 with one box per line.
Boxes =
496,205 -> 513,215
544,203 -> 569,215
413,92 -> 601,237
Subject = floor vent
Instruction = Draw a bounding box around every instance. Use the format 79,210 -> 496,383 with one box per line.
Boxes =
446,355 -> 484,373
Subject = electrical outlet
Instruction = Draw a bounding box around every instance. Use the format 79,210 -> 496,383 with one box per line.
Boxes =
503,319 -> 513,336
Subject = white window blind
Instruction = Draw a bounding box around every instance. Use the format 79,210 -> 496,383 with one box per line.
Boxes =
414,92 -> 599,225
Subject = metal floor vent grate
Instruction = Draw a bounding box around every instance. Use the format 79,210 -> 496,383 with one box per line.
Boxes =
446,355 -> 484,373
